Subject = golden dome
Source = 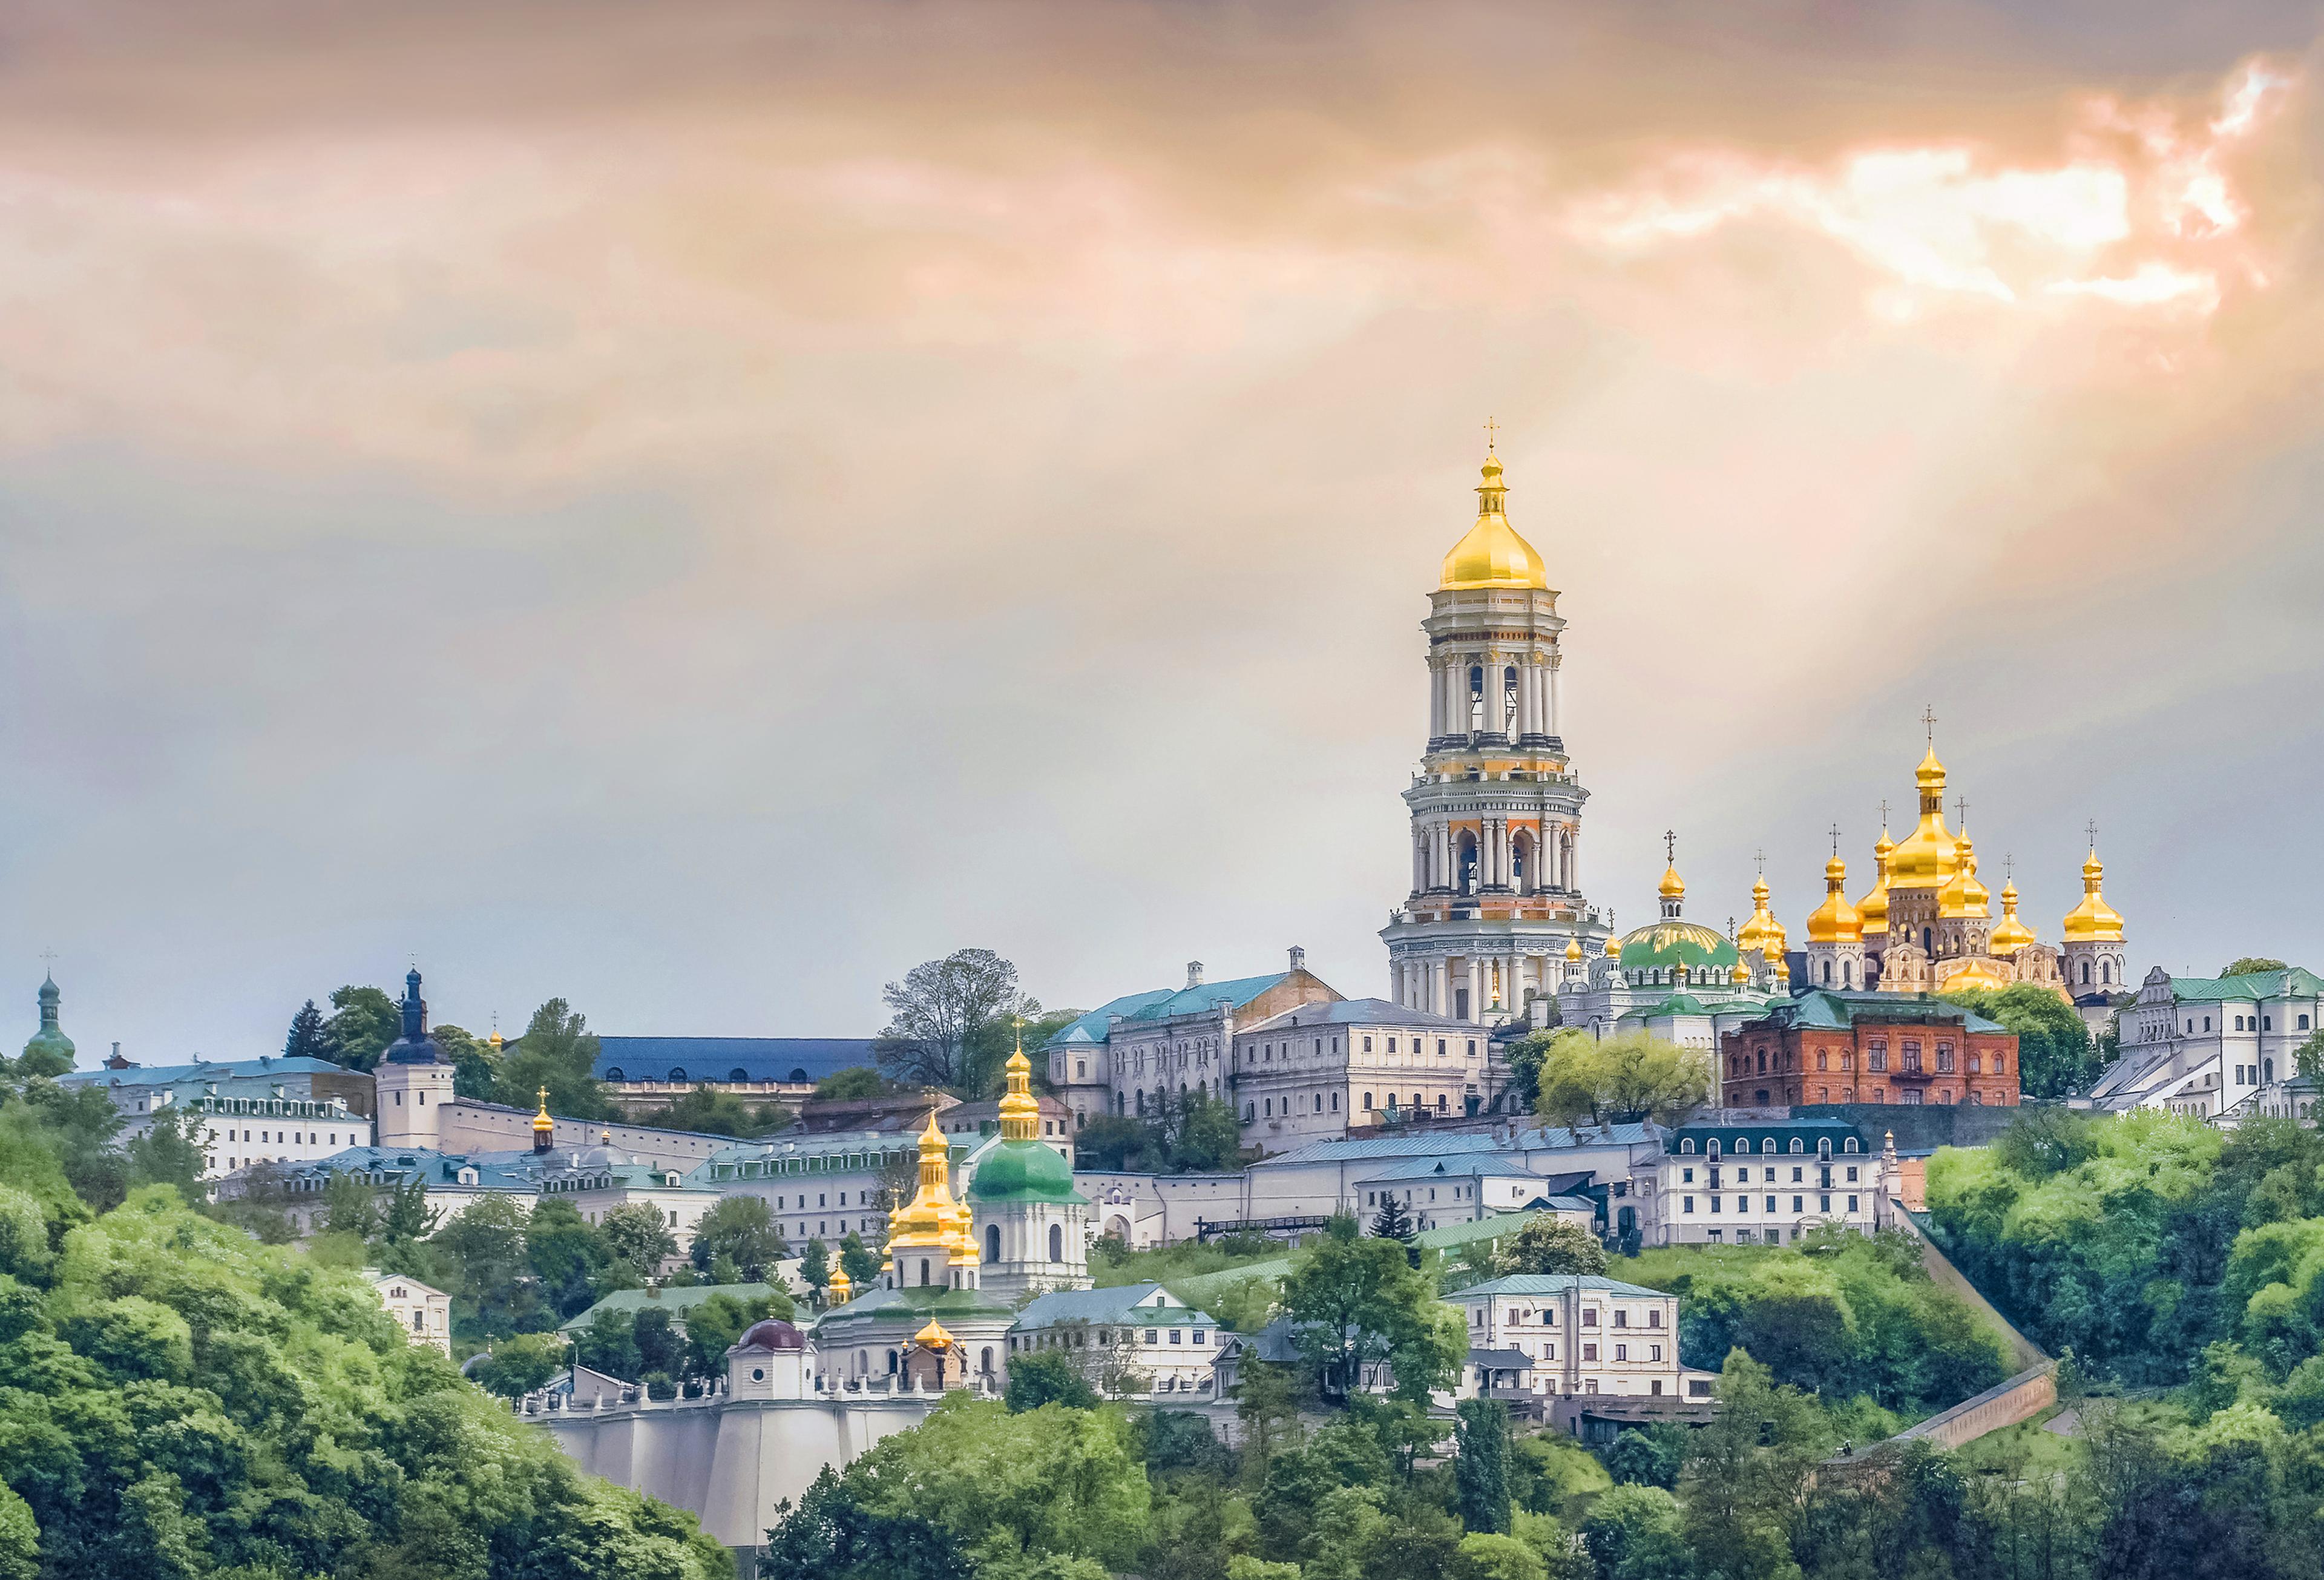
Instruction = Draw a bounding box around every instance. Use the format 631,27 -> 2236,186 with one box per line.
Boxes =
997,1021 -> 1042,1143
1658,863 -> 1687,900
1989,880 -> 2037,956
1736,873 -> 1773,955
1937,833 -> 1991,920
828,1267 -> 853,1304
1887,746 -> 1959,889
1564,936 -> 1583,962
1857,826 -> 1895,936
1806,855 -> 1862,944
912,1320 -> 955,1351
2061,846 -> 2125,943
532,1088 -> 554,1134
1937,956 -> 2016,993
1439,450 -> 1549,591
886,1114 -> 966,1253
1730,960 -> 1751,986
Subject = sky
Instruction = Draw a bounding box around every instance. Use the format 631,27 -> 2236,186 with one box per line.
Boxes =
4,1 -> 2323,1062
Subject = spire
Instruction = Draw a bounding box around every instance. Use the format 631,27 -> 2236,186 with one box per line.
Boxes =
401,967 -> 425,1041
1890,719 -> 1958,887
2061,825 -> 2125,943
533,1088 -> 554,1153
1858,808 -> 1896,936
1991,857 -> 2038,956
1658,830 -> 1686,919
1806,840 -> 1862,945
998,1016 -> 1042,1142
22,964 -> 74,1070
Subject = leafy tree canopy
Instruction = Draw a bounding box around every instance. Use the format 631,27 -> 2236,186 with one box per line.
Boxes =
1938,982 -> 2097,1098
1532,1030 -> 1709,1130
2223,956 -> 2291,978
873,949 -> 1048,1094
322,983 -> 401,1071
1491,1215 -> 1607,1278
493,998 -> 614,1121
813,1067 -> 890,1101
689,1194 -> 789,1280
646,1084 -> 792,1137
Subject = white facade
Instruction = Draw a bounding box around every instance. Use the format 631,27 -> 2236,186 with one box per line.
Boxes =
367,1269 -> 451,1355
2089,965 -> 2324,1119
1452,1274 -> 1705,1401
136,1094 -> 373,1182
1232,999 -> 1513,1146
1656,1130 -> 1879,1246
1006,1283 -> 1222,1399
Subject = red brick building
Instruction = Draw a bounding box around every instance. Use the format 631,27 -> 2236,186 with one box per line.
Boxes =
1718,990 -> 2019,1109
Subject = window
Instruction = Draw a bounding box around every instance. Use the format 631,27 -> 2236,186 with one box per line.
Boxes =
1582,1308 -> 1599,1327
1362,1093 -> 1373,1111
1682,1196 -> 1695,1214
1169,1329 -> 1183,1344
1583,1343 -> 1598,1361
1615,1343 -> 1627,1360
1364,1036 -> 1373,1052
1144,1329 -> 1158,1344
1681,1139 -> 1695,1154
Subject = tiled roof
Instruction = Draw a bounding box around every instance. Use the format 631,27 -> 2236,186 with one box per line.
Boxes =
1240,998 -> 1470,1032
1353,1154 -> 1554,1182
61,1055 -> 348,1087
592,1036 -> 875,1084
1014,1282 -> 1217,1328
1456,1272 -> 1667,1299
1121,972 -> 1299,1024
2167,967 -> 2324,1002
810,1283 -> 1017,1327
1751,990 -> 2007,1035
1043,990 -> 1178,1048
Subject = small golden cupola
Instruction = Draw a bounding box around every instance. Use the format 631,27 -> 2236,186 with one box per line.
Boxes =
1888,739 -> 1960,889
997,1030 -> 1043,1144
913,1319 -> 956,1351
531,1088 -> 554,1154
1857,821 -> 1896,938
1937,826 -> 1991,919
1656,855 -> 1687,918
2061,844 -> 2125,943
1738,863 -> 1786,961
1989,861 -> 2037,956
1806,854 -> 1862,944
1439,444 -> 1550,591
827,1266 -> 853,1305
1564,936 -> 1583,963
884,1114 -> 965,1270
1730,958 -> 1751,987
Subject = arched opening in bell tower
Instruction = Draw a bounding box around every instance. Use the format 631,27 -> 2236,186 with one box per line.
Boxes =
1503,665 -> 1519,739
1468,665 -> 1485,733
1458,834 -> 1480,895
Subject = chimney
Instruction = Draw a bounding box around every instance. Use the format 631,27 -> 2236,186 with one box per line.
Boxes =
1186,961 -> 1204,989
105,1042 -> 130,1070
1287,946 -> 1307,974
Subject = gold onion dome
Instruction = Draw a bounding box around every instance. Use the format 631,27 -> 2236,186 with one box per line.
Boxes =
1735,874 -> 1773,955
1806,856 -> 1862,944
828,1267 -> 853,1305
912,1320 -> 955,1351
2061,846 -> 2125,943
532,1088 -> 554,1136
1730,960 -> 1751,986
1937,831 -> 1991,920
1857,826 -> 1895,936
1989,879 -> 2037,956
996,1041 -> 1043,1143
1564,936 -> 1583,963
886,1114 -> 968,1253
1658,863 -> 1687,900
1439,448 -> 1550,591
1887,745 -> 1960,887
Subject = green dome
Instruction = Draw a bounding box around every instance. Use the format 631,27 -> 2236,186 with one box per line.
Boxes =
969,1139 -> 1082,1205
20,975 -> 74,1075
1614,920 -> 1740,976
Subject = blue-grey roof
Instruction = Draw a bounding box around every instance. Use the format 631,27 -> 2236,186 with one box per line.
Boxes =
1044,990 -> 1178,1049
592,1036 -> 876,1085
1255,1122 -> 1658,1169
61,1055 -> 349,1087
1242,998 -> 1470,1031
1354,1155 -> 1555,1182
1014,1282 -> 1217,1328
1667,1116 -> 1864,1154
1121,972 -> 1295,1024
1457,1273 -> 1669,1299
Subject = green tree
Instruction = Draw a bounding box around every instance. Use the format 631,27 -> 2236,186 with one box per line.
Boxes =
680,1289 -> 792,1382
760,1394 -> 1150,1578
689,1195 -> 788,1280
647,1085 -> 792,1137
814,1067 -> 890,1101
321,1171 -> 380,1238
575,1308 -> 642,1379
1004,1349 -> 1100,1412
873,948 -> 1036,1093
283,998 -> 328,1061
435,1194 -> 543,1338
2296,1028 -> 2324,1080
469,1329 -> 570,1397
1534,1030 -> 1709,1130
121,1107 -> 208,1204
2222,957 -> 2289,978
1939,982 -> 2096,1098
1279,1222 -> 1466,1403
322,984 -> 402,1071
799,1237 -> 832,1298
1579,1484 -> 1694,1580
1505,1030 -> 1557,1113
527,1197 -> 613,1316
1601,1424 -> 1689,1490
1370,1194 -> 1415,1241
431,1021 -> 500,1101
1456,1398 -> 1514,1534
378,1176 -> 439,1243
1679,1350 -> 1825,1580
838,1231 -> 881,1289
493,998 -> 614,1120
1492,1216 -> 1607,1277
602,1201 -> 679,1279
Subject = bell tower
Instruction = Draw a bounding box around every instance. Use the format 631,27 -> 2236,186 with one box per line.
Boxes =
374,967 -> 453,1149
1380,434 -> 1607,1025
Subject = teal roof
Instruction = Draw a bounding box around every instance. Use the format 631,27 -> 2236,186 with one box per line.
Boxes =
812,1283 -> 1016,1330
1121,972 -> 1295,1024
22,976 -> 74,1069
2168,967 -> 2324,1003
1015,1282 -> 1216,1329
1167,1209 -> 1567,1309
559,1283 -> 778,1334
1457,1272 -> 1667,1299
1044,990 -> 1177,1049
1765,989 -> 2006,1035
968,1136 -> 1085,1205
1615,920 -> 1741,974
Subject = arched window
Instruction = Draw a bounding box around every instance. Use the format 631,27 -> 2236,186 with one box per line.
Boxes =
986,1224 -> 1001,1262
1244,1102 -> 1255,1121
604,1067 -> 625,1081
887,1349 -> 899,1374
1843,960 -> 1854,988
729,1067 -> 749,1082
2101,960 -> 2112,985
1788,1138 -> 1804,1154
1680,1139 -> 1695,1154
1459,833 -> 1480,895
2081,960 -> 2092,984
1468,665 -> 1485,731
1822,960 -> 1832,984
1503,666 -> 1520,736
1049,1223 -> 1063,1262
980,1346 -> 994,1374
668,1067 -> 687,1083
919,1259 -> 931,1286
1844,1137 -> 1860,1153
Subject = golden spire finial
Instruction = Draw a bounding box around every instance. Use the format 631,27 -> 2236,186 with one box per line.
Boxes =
998,1013 -> 1042,1142
1483,414 -> 1500,452
533,1087 -> 554,1133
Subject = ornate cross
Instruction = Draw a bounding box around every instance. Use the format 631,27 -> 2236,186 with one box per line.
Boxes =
1829,823 -> 1843,857
1953,794 -> 1969,829
1878,797 -> 1890,829
1922,704 -> 1938,743
1483,415 -> 1500,451
38,948 -> 56,970
2086,817 -> 2100,848
1664,829 -> 1677,864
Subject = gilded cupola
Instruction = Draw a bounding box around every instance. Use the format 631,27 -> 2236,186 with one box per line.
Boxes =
1886,742 -> 1960,888
885,1114 -> 970,1258
1735,870 -> 1773,956
1806,855 -> 1862,944
1857,824 -> 1895,938
2061,844 -> 2125,943
1937,828 -> 1991,920
1989,867 -> 2037,956
1439,446 -> 1550,591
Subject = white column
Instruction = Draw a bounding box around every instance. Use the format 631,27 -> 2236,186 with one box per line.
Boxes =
1413,832 -> 1426,893
1549,658 -> 1561,737
1433,959 -> 1450,1015
1467,960 -> 1484,1022
1519,665 -> 1539,739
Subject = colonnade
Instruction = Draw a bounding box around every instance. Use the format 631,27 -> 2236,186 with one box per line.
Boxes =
1430,654 -> 1561,742
1411,818 -> 1577,894
1393,949 -> 1569,1022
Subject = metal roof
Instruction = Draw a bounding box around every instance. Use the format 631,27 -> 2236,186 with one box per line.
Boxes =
61,1055 -> 349,1087
1014,1282 -> 1217,1328
591,1036 -> 876,1084
1255,1122 -> 1658,1168
1456,1272 -> 1669,1299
